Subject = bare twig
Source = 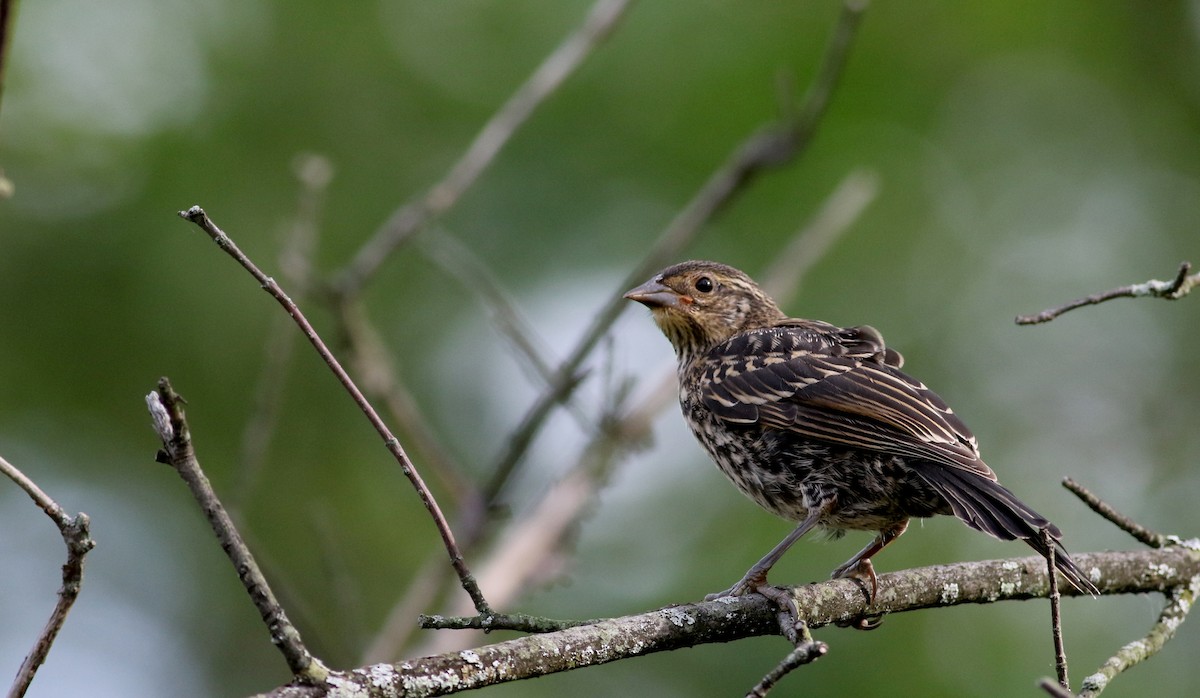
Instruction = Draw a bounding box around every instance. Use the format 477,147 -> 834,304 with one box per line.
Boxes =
334,0 -> 634,297
1,455 -> 95,698
1016,261 -> 1198,325
1062,477 -> 1167,548
746,614 -> 827,697
1044,528 -> 1070,690
1079,576 -> 1199,697
746,639 -> 827,697
177,205 -> 491,615
335,297 -> 480,512
147,379 -> 329,683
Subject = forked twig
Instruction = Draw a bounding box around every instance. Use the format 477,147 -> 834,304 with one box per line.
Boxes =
746,614 -> 828,697
146,379 -> 329,683
1016,261 -> 1198,325
1,455 -> 95,698
177,205 -> 492,615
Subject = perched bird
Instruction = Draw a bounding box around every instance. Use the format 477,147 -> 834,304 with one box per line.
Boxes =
625,260 -> 1097,608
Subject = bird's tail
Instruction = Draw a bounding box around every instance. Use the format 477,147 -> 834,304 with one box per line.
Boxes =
910,465 -> 1099,596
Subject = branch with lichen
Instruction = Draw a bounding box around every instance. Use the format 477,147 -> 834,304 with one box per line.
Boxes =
247,545 -> 1198,698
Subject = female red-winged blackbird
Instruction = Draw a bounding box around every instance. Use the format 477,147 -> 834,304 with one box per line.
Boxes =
625,260 -> 1097,605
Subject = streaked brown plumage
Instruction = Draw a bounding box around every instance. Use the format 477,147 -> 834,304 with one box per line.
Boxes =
625,260 -> 1097,607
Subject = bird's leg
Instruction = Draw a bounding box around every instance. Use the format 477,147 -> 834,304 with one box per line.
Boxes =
705,498 -> 833,603
829,520 -> 908,603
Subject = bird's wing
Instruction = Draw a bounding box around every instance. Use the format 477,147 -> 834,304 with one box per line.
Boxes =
699,324 -> 994,479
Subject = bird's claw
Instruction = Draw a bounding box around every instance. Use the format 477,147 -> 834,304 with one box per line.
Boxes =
831,558 -> 878,604
706,571 -> 800,622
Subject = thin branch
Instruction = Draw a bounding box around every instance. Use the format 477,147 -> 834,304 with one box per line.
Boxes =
1016,261 -> 1198,325
480,0 -> 870,505
1,455 -> 95,698
334,0 -> 634,297
1062,477 -> 1167,548
335,297 -> 481,511
1044,528 -> 1070,691
1079,577 -> 1199,698
146,379 -> 330,683
254,546 -> 1200,698
747,638 -> 827,698
177,205 -> 491,615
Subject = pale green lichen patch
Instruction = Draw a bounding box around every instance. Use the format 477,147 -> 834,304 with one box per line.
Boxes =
1146,562 -> 1177,579
1081,672 -> 1108,692
939,582 -> 959,604
326,673 -> 370,698
662,607 -> 696,628
366,664 -> 399,689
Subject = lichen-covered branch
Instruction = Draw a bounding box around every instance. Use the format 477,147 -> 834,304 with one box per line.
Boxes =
1079,568 -> 1200,697
253,545 -> 1199,698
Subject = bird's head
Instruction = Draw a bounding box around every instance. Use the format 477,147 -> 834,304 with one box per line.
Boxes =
624,261 -> 786,361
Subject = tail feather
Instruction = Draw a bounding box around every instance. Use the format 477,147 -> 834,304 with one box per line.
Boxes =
912,465 -> 1099,596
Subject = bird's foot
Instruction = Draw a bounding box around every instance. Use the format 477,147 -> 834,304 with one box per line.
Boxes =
704,569 -> 765,601
830,557 -> 878,603
705,570 -> 800,620
830,559 -> 884,630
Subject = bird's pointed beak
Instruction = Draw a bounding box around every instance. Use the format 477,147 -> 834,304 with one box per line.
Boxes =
624,279 -> 686,308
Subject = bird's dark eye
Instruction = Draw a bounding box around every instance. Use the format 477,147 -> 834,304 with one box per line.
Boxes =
694,276 -> 714,293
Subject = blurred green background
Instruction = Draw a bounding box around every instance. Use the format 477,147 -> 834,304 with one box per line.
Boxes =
2,1 -> 1198,696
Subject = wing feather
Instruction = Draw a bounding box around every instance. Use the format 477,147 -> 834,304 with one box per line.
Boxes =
699,325 -> 993,479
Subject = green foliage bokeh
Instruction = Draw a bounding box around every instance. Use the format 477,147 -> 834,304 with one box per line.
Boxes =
1,1 -> 1198,696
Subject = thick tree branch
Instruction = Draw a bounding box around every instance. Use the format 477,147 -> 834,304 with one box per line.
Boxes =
1,454 -> 95,698
251,546 -> 1198,698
